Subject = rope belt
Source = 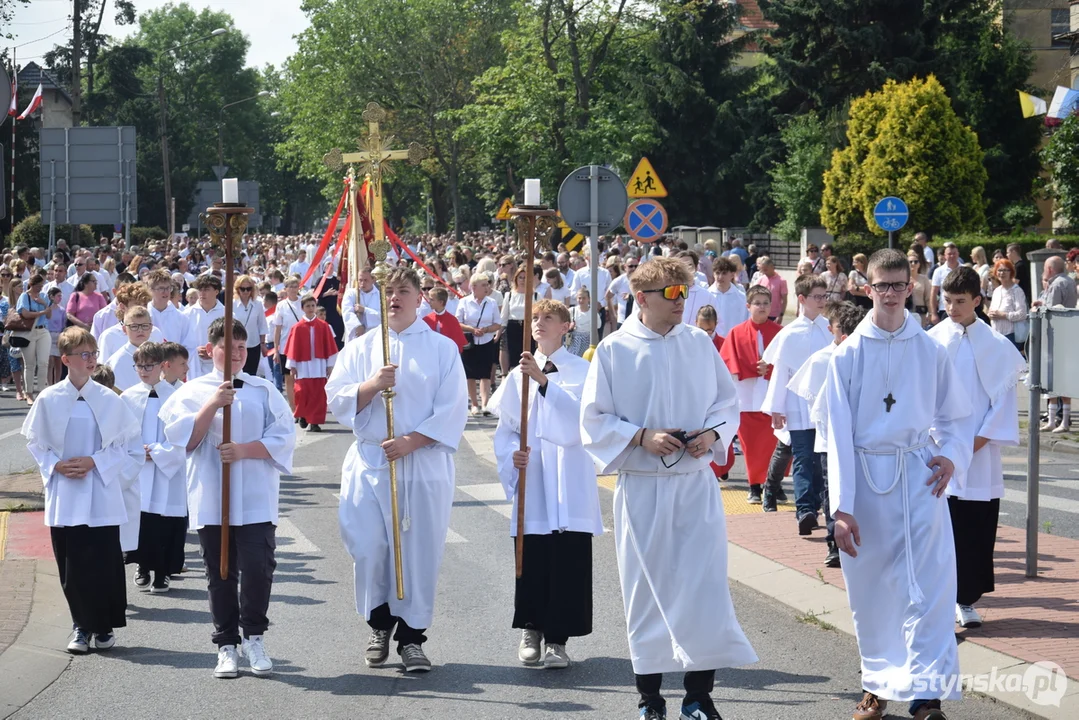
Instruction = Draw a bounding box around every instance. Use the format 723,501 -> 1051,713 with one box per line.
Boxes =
856,441 -> 931,605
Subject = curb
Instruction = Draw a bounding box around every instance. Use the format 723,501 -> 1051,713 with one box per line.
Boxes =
725,542 -> 1076,719
0,562 -> 72,718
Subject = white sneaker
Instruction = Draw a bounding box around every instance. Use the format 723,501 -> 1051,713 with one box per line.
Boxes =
956,604 -> 983,628
93,632 -> 116,650
543,643 -> 570,669
1052,422 -> 1071,434
214,645 -> 240,678
1041,418 -> 1058,432
243,635 -> 273,677
66,628 -> 89,654
518,629 -> 542,665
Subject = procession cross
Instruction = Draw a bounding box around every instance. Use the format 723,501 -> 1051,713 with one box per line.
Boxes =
323,102 -> 428,247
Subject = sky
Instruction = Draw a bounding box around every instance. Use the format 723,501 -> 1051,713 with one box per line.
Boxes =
8,0 -> 310,70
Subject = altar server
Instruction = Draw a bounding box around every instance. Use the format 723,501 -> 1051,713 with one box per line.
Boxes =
328,267 -> 467,674
186,275 -> 226,379
581,257 -> 757,720
284,293 -> 338,432
23,328 -> 143,654
821,249 -> 972,720
160,318 -> 295,680
108,305 -> 155,392
147,269 -> 199,362
120,342 -> 187,593
929,267 -> 1025,631
490,299 -> 602,669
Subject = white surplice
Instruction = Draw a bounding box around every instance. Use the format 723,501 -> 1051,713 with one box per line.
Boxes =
761,314 -> 832,443
580,312 -> 756,675
342,287 -> 382,340
99,326 -> 166,371
122,382 -> 187,516
23,378 -> 143,529
489,347 -> 603,537
928,319 -> 1025,501
150,302 -> 199,361
328,318 -> 467,629
160,371 -> 295,529
680,283 -> 716,326
819,311 -> 972,702
708,283 -> 748,338
186,302 -> 226,379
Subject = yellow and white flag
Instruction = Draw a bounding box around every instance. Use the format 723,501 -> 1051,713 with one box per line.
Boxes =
1018,90 -> 1048,119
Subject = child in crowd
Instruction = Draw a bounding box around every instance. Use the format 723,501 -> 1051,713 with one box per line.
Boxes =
698,306 -> 733,480
423,286 -> 467,352
109,305 -> 155,392
284,294 -> 338,432
160,342 -> 189,389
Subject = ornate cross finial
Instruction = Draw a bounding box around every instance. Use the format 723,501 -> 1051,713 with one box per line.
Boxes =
323,147 -> 344,173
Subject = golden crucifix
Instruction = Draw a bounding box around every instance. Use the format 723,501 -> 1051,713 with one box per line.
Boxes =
323,102 -> 428,246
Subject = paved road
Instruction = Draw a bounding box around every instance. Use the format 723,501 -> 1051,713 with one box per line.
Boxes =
12,415 -> 1040,719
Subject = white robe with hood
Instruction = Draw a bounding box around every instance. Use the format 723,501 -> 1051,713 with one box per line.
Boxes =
580,312 -> 757,675
328,318 -> 467,629
818,311 -> 972,702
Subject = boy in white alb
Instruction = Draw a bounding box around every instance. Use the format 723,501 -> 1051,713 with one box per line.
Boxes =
109,305 -> 156,392
186,275 -> 226,379
328,267 -> 467,673
581,258 -> 756,720
97,283 -> 166,363
161,342 -> 189,389
821,250 -> 971,720
929,267 -> 1025,630
120,342 -> 187,593
147,268 -> 199,363
490,299 -> 602,669
160,319 -> 296,680
22,328 -> 143,654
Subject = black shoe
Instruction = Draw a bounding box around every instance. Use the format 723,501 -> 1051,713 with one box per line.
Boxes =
299,418 -> 308,429
133,567 -> 151,591
825,541 -> 841,568
746,485 -> 762,505
797,513 -> 818,536
308,424 -> 321,433
679,699 -> 722,720
719,473 -> 728,481
774,487 -> 788,504
639,707 -> 666,720
762,489 -> 777,512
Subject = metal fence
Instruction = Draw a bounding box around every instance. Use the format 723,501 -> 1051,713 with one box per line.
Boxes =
729,231 -> 800,269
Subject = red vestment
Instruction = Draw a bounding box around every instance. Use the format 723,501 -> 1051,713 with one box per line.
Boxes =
283,317 -> 337,425
423,310 -> 467,352
708,332 -> 734,477
720,319 -> 782,486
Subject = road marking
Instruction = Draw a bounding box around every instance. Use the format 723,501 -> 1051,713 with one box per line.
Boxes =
1004,487 -> 1079,515
446,528 -> 467,544
0,511 -> 8,561
291,465 -> 331,475
461,428 -> 495,463
458,482 -> 512,519
0,428 -> 21,442
276,516 -> 321,554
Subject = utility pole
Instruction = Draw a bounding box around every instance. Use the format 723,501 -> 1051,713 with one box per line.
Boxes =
71,0 -> 82,126
158,72 -> 173,239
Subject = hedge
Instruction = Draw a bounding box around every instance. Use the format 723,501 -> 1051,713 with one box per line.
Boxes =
832,232 -> 1079,263
7,213 -> 93,250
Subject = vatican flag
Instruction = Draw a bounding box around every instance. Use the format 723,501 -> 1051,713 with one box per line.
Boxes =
1018,90 -> 1048,119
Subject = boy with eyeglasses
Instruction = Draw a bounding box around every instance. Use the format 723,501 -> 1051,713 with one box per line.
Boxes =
119,341 -> 187,593
761,274 -> 832,521
821,249 -> 972,720
720,285 -> 781,503
147,269 -> 198,365
108,305 -> 157,392
581,257 -> 755,720
22,328 -> 143,654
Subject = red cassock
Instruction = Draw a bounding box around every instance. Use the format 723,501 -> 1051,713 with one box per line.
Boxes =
423,311 -> 467,352
720,319 -> 782,486
283,317 -> 337,425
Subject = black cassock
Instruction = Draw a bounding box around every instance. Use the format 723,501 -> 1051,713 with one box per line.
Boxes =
317,276 -> 345,348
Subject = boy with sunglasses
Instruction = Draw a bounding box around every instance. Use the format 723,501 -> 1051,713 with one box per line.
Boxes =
119,342 -> 187,593
821,249 -> 972,720
581,257 -> 756,720
22,328 -> 143,653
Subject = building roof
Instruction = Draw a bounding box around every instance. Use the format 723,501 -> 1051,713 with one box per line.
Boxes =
17,62 -> 73,105
739,0 -> 776,32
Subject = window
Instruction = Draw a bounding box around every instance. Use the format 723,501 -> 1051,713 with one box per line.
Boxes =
1051,8 -> 1071,49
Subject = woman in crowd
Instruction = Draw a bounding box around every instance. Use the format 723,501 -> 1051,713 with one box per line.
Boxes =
15,274 -> 55,404
0,266 -> 14,391
847,253 -> 871,309
66,273 -> 107,330
1,279 -> 24,399
456,271 -> 502,416
568,287 -> 592,356
988,258 -> 1028,352
822,256 -> 848,302
971,246 -> 992,299
500,265 -> 535,371
906,249 -> 933,328
314,259 -> 345,347
546,268 -> 570,305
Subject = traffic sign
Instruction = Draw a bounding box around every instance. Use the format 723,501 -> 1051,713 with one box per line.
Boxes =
873,196 -> 909,232
626,157 -> 667,198
624,199 -> 668,242
495,198 -> 513,221
557,165 -> 628,236
557,217 -> 585,252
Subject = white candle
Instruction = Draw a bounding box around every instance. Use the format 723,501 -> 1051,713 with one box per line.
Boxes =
524,178 -> 541,206
222,178 -> 239,204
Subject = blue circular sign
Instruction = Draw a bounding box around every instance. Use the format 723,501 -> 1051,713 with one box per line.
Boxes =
624,199 -> 668,242
873,196 -> 909,232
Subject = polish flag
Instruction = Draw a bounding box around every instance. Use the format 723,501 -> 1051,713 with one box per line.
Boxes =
16,83 -> 42,120
7,71 -> 16,116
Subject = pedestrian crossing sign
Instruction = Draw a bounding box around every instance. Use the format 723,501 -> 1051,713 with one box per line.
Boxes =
495,198 -> 514,221
626,157 -> 667,198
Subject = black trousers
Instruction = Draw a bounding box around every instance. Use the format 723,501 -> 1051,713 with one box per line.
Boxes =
126,512 -> 187,577
948,496 -> 1000,606
197,523 -> 276,647
368,603 -> 427,649
51,525 -> 127,634
766,440 -> 791,490
244,345 -> 262,376
512,531 -> 593,645
636,669 -> 716,710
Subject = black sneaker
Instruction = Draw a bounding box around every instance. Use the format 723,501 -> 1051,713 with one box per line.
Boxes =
774,487 -> 789,504
308,424 -> 321,433
299,418 -> 308,429
133,567 -> 151,591
680,699 -> 722,719
639,707 -> 666,720
825,541 -> 841,568
719,473 -> 728,481
746,485 -> 762,505
797,513 -> 819,536
151,575 -> 170,594
762,488 -> 777,512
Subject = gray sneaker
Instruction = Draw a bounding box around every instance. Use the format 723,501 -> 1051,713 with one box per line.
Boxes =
543,643 -> 570,669
365,628 -> 391,667
518,629 -> 542,665
400,643 -> 432,672
66,627 -> 89,655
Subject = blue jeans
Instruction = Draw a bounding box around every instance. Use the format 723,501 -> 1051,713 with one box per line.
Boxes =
266,342 -> 283,391
790,429 -> 824,521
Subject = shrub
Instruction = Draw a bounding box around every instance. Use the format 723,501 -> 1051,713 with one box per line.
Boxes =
8,213 -> 94,249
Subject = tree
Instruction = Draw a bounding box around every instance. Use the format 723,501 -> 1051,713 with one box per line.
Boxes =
769,111 -> 842,241
821,76 -> 987,237
1,0 -> 29,41
1043,114 -> 1079,229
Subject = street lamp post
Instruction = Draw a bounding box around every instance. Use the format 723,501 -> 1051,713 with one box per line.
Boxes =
158,27 -> 228,239
216,91 -> 272,180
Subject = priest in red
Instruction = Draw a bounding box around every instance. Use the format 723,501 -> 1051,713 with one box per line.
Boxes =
422,286 -> 467,352
284,294 -> 338,432
719,286 -> 782,503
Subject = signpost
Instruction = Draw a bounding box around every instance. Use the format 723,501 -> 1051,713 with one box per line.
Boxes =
626,157 -> 667,198
624,199 -> 669,243
873,196 -> 909,249
557,165 -> 628,354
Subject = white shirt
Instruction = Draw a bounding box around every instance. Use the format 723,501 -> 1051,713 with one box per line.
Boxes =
99,326 -> 166,368
608,274 -> 633,325
234,298 -> 270,348
342,286 -> 382,339
121,382 -> 187,517
44,279 -> 75,312
708,283 -> 748,338
273,297 -> 305,350
150,302 -> 198,358
455,294 -> 501,345
931,263 -> 961,307
91,301 -> 119,338
570,265 -> 611,305
288,260 -> 311,286
761,314 -> 832,433
186,302 -> 226,378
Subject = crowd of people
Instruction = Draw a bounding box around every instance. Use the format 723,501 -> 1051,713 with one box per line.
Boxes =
6,222 -> 1072,720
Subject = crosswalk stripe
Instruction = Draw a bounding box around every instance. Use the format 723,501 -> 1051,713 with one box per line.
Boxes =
458,483 -> 512,519
291,465 -> 331,475
276,516 -> 321,554
446,528 -> 467,543
1003,487 -> 1079,515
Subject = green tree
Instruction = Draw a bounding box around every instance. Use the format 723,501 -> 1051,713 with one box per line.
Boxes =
1,0 -> 30,41
1043,114 -> 1079,229
770,111 -> 842,241
821,76 -> 987,236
